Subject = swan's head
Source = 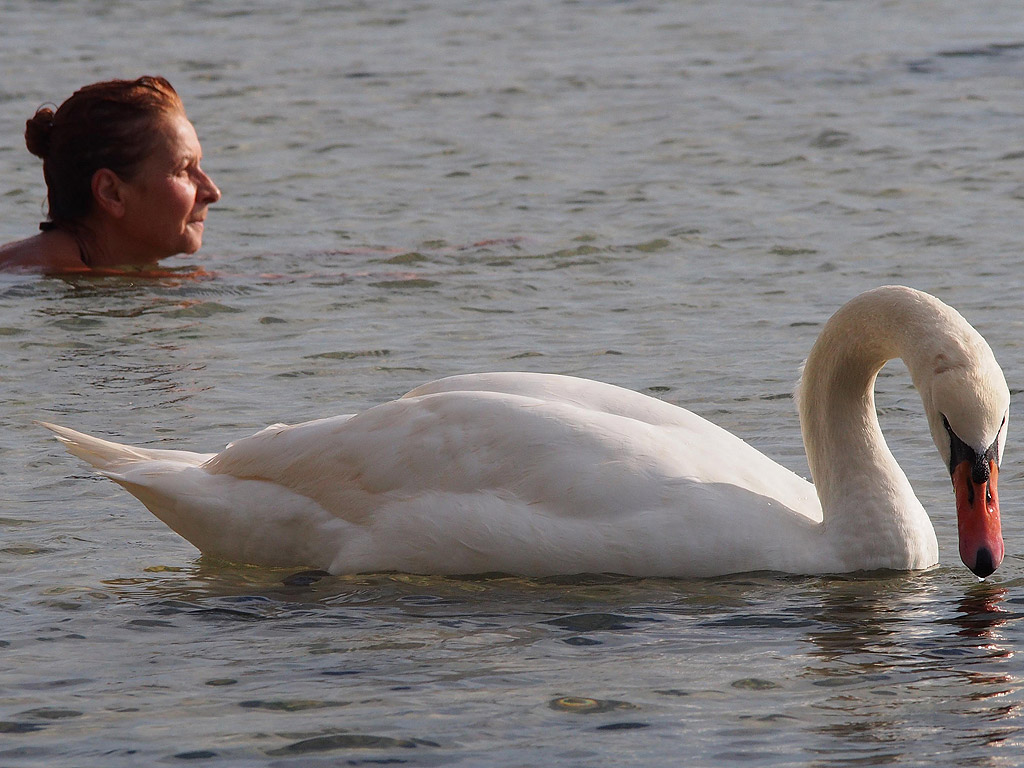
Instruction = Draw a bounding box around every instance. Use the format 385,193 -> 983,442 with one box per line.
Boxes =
921,341 -> 1009,578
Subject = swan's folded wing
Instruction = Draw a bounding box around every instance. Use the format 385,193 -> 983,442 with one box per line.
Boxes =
200,389 -> 820,527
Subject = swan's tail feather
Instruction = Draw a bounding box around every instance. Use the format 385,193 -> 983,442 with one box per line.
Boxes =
37,422 -> 213,470
38,422 -> 157,470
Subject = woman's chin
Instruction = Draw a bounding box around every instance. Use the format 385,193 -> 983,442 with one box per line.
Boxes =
180,235 -> 204,255
183,222 -> 205,252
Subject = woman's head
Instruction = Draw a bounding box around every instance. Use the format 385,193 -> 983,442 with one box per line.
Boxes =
26,76 -> 188,229
24,76 -> 220,265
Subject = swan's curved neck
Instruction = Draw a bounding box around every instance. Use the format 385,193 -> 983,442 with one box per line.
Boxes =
797,288 -> 945,568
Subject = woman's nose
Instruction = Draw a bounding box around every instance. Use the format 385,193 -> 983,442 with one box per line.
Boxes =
198,168 -> 221,204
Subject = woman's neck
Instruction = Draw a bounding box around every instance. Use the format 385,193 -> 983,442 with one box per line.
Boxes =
74,220 -> 162,271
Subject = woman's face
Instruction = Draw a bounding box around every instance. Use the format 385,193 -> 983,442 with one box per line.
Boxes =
118,111 -> 221,262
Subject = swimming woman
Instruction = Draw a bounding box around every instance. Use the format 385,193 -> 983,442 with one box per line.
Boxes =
0,76 -> 220,273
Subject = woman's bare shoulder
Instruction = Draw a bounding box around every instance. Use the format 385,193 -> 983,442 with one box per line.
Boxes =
0,232 -> 87,273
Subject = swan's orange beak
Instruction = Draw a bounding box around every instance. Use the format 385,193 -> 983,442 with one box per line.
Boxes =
952,459 -> 1003,578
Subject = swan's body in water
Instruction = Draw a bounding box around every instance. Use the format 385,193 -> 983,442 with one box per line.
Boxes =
43,286 -> 1009,578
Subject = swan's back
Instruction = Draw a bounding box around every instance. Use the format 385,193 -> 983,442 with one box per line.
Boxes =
205,375 -> 816,528
44,373 -> 821,576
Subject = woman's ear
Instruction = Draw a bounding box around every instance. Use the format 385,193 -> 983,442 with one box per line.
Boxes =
91,168 -> 126,218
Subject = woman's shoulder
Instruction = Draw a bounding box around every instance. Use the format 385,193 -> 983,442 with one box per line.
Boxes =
0,231 -> 87,273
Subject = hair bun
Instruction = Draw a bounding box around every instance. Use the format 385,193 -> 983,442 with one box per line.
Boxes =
25,106 -> 56,159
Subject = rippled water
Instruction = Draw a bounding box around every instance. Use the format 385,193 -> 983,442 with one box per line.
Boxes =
3,1 -> 1024,765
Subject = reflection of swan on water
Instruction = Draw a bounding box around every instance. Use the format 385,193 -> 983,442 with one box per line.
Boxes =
42,286 -> 1008,578
954,583 -> 1011,641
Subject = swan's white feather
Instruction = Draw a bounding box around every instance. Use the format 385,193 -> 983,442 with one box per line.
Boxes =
39,380 -> 823,576
40,286 -> 1009,578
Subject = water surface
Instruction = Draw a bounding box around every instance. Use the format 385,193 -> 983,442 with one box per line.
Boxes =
2,1 -> 1024,765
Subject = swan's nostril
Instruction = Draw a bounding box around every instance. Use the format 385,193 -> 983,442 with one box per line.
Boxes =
971,547 -> 996,578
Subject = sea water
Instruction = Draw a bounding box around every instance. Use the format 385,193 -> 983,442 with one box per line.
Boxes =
1,1 -> 1024,765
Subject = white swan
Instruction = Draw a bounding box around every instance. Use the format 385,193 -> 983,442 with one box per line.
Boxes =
42,286 -> 1009,578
